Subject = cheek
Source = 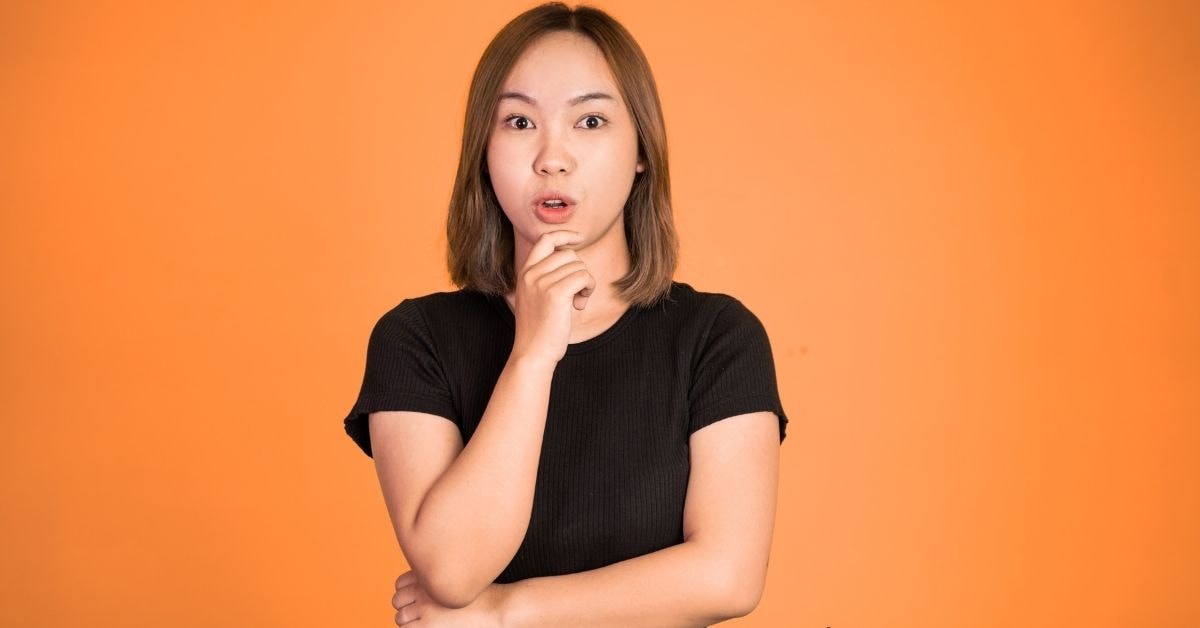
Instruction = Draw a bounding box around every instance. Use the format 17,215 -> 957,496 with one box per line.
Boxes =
602,131 -> 641,180
484,139 -> 504,182
593,134 -> 640,198
486,142 -> 523,201
485,156 -> 536,235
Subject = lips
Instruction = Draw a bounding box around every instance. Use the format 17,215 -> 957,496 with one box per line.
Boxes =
531,189 -> 578,209
531,189 -> 577,224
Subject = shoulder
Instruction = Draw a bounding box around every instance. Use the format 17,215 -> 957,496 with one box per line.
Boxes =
374,288 -> 495,332
364,289 -> 502,359
655,281 -> 767,338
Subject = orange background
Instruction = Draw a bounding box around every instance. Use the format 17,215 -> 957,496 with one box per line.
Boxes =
2,1 -> 1197,626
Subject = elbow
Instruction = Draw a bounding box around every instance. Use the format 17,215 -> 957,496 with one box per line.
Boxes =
711,561 -> 767,620
724,581 -> 764,619
423,582 -> 479,610
400,535 -> 492,609
410,559 -> 490,610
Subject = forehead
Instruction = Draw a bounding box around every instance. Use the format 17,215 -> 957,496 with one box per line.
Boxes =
501,31 -> 620,98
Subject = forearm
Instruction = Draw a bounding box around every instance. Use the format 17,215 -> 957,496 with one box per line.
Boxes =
410,355 -> 555,603
499,541 -> 747,628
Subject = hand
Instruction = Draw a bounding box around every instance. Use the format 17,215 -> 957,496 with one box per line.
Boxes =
509,230 -> 596,364
392,570 -> 508,627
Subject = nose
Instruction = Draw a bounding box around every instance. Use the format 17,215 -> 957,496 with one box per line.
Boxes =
533,128 -> 574,175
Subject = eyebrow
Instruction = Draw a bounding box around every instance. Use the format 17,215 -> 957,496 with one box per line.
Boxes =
497,91 -> 615,107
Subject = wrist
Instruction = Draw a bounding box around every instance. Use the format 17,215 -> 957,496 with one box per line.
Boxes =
505,352 -> 559,374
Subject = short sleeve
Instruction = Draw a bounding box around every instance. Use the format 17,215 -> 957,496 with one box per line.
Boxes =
343,300 -> 459,458
688,298 -> 788,443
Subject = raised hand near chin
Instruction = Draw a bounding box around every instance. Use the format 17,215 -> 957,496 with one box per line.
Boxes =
509,230 -> 596,365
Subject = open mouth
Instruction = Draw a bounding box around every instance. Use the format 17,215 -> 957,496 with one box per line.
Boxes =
532,190 -> 578,208
534,201 -> 575,224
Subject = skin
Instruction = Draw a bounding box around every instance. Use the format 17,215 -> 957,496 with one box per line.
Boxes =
485,30 -> 646,347
382,31 -> 780,627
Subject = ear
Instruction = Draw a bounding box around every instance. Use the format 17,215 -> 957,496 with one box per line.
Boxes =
635,161 -> 645,173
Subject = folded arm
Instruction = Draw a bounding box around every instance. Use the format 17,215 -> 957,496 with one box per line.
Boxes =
498,411 -> 782,627
371,356 -> 558,608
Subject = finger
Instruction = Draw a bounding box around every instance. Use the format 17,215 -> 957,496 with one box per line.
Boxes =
573,271 -> 596,311
395,604 -> 420,626
525,249 -> 582,279
546,267 -> 593,307
547,266 -> 593,297
392,585 -> 417,611
538,262 -> 592,310
535,260 -> 588,290
523,230 -> 584,271
395,571 -> 417,589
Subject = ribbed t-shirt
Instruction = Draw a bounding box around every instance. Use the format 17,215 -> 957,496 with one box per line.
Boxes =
343,281 -> 787,583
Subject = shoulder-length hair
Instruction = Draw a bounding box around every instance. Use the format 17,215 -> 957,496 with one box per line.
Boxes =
446,2 -> 677,307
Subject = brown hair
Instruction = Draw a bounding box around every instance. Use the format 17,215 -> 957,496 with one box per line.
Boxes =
446,2 -> 677,307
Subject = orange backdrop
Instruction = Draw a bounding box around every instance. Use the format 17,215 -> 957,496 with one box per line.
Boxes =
2,1 -> 1197,626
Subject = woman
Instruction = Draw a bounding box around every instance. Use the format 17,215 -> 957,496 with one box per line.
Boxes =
343,3 -> 788,625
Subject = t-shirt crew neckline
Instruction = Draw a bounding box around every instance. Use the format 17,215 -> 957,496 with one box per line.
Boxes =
485,290 -> 643,356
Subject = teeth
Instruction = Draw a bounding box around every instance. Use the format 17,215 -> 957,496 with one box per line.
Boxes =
543,200 -> 566,208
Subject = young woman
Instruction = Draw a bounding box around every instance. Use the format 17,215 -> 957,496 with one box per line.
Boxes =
343,3 -> 788,626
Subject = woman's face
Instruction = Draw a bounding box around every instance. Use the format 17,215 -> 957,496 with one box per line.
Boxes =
486,31 -> 644,252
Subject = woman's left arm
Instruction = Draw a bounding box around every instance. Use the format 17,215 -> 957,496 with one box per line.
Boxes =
394,411 -> 781,627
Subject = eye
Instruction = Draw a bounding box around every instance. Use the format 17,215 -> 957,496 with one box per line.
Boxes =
502,114 -> 534,130
578,115 -> 608,129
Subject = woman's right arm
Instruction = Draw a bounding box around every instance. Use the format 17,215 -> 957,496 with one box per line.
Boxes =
369,230 -> 593,610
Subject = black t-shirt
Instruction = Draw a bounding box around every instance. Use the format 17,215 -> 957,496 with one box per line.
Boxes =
343,281 -> 787,583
